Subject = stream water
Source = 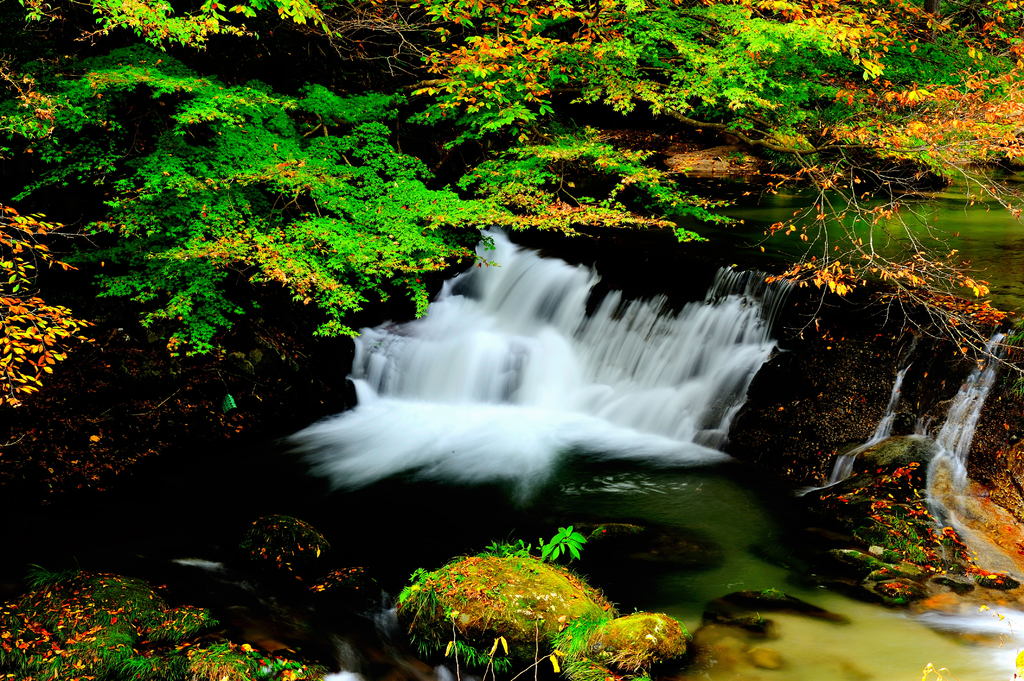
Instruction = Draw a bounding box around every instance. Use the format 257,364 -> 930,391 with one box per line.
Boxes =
292,232 -> 785,494
719,187 -> 1024,311
4,223 -> 1021,680
287,233 -> 1020,680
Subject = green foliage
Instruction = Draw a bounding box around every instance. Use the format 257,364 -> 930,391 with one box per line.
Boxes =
461,129 -> 728,240
2,47 -> 493,354
540,526 -> 587,563
480,539 -> 533,558
17,0 -> 327,48
443,638 -> 514,673
24,564 -> 80,590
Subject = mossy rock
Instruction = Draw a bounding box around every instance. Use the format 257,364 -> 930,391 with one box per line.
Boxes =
864,562 -> 927,582
398,555 -> 615,662
309,566 -> 378,609
585,613 -> 688,672
859,436 -> 935,469
239,514 -> 330,576
864,578 -> 927,606
827,549 -> 890,577
975,573 -> 1021,590
0,570 -> 327,681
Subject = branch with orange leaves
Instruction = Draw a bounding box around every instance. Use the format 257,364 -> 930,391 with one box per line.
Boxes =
0,205 -> 91,407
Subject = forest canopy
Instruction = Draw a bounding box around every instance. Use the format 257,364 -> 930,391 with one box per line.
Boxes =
0,0 -> 1022,371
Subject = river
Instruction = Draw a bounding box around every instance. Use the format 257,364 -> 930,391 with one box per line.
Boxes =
3,214 -> 1022,681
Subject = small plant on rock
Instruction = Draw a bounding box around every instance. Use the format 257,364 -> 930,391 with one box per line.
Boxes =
540,526 -> 587,563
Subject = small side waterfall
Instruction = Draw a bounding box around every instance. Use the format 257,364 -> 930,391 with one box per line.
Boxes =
292,232 -> 790,493
825,363 -> 912,485
927,333 -> 1006,498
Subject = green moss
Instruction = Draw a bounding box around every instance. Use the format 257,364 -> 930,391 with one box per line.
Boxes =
584,613 -> 689,673
814,457 -> 968,570
398,555 -> 614,663
0,569 -> 325,681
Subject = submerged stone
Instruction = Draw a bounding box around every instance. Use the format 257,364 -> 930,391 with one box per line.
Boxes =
578,521 -> 723,570
701,609 -> 775,635
747,645 -> 784,670
931,576 -> 975,594
705,588 -> 848,624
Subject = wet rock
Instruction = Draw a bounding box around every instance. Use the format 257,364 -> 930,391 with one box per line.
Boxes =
975,573 -> 1021,590
930,576 -> 975,594
706,588 -> 848,624
701,610 -> 775,635
578,521 -> 723,570
827,549 -> 889,577
747,646 -> 784,670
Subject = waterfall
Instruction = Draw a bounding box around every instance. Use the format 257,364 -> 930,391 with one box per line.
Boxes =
927,333 -> 1006,498
924,332 -> 1009,573
291,232 -> 789,494
825,363 -> 912,485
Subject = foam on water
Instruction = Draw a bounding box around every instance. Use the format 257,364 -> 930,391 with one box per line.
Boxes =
292,232 -> 788,493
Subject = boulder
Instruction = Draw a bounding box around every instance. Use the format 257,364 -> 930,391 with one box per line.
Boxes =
398,555 -> 689,678
397,555 -> 614,662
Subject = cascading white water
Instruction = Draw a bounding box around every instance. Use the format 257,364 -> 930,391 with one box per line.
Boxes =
924,332 -> 1013,573
928,333 -> 1006,497
292,232 -> 789,493
825,363 -> 912,485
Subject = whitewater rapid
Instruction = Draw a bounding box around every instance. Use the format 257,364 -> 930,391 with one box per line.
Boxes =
291,232 -> 789,493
